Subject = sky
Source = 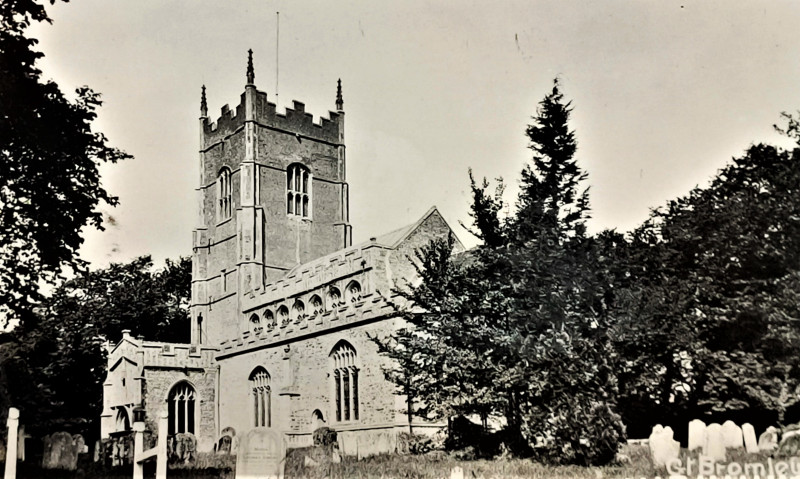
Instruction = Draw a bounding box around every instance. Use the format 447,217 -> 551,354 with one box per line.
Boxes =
28,0 -> 800,268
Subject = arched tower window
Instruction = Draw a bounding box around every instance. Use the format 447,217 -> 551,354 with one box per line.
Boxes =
167,382 -> 196,435
309,295 -> 323,316
287,164 -> 311,218
277,305 -> 290,327
249,313 -> 261,333
250,367 -> 271,427
217,167 -> 232,221
331,341 -> 359,422
292,299 -> 305,323
346,280 -> 362,303
327,287 -> 342,310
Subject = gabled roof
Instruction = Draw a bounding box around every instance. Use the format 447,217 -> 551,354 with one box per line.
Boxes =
284,206 -> 460,277
358,206 -> 441,249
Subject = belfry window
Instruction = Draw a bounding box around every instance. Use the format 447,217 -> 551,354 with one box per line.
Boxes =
167,382 -> 196,435
217,167 -> 232,221
250,367 -> 271,427
331,341 -> 359,422
287,164 -> 311,218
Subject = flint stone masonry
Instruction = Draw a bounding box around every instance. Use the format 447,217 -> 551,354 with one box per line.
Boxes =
742,423 -> 758,453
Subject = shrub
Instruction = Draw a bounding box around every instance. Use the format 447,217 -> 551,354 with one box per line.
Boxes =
520,399 -> 625,466
312,427 -> 338,450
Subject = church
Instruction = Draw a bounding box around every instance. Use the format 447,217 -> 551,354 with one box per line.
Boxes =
99,51 -> 463,458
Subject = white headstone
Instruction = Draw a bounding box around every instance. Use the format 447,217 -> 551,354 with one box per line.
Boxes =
235,428 -> 286,479
758,426 -> 780,452
742,423 -> 758,453
704,423 -> 726,463
649,425 -> 680,467
688,419 -> 706,451
721,420 -> 744,450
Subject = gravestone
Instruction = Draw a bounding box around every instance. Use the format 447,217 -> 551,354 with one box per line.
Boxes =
171,433 -> 197,464
721,420 -> 743,450
236,428 -> 286,479
703,423 -> 726,463
688,419 -> 706,451
742,423 -> 758,453
649,425 -> 679,467
73,434 -> 86,455
217,435 -> 233,454
758,426 -> 780,453
42,431 -> 79,470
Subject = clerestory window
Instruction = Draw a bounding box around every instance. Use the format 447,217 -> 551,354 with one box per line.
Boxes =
287,164 -> 311,218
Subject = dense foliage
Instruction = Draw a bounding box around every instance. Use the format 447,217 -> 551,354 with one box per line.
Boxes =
377,80 -> 800,464
0,256 -> 191,438
0,0 -> 130,328
376,81 -> 626,465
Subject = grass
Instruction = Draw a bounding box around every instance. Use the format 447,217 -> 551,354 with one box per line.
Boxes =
2,444 -> 787,478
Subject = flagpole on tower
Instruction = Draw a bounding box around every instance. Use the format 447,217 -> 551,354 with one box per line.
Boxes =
275,11 -> 280,101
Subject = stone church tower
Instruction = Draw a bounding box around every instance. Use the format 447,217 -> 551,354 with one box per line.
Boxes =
191,50 -> 352,346
101,50 -> 463,458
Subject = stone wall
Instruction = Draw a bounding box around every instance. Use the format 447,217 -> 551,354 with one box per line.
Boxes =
216,318 -> 403,455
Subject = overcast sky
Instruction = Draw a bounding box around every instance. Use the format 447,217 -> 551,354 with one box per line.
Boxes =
29,0 -> 800,268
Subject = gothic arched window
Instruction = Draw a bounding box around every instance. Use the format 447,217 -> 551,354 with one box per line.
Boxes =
331,341 -> 359,422
287,164 -> 311,218
217,167 -> 232,221
167,382 -> 196,435
327,287 -> 342,310
250,313 -> 261,333
264,310 -> 275,330
250,367 -> 271,427
346,281 -> 362,303
292,300 -> 305,323
277,305 -> 290,327
309,295 -> 323,316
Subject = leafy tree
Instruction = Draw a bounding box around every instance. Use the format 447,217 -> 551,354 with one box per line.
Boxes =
377,80 -> 625,464
613,118 -> 800,431
0,256 -> 191,439
0,0 -> 130,327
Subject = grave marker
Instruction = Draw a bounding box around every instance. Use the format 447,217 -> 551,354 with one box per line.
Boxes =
235,428 -> 286,479
742,423 -> 758,453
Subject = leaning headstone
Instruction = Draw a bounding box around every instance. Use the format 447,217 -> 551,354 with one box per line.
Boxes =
688,419 -> 706,451
721,420 -> 744,450
703,423 -> 726,463
742,423 -> 758,453
236,428 -> 286,479
758,426 -> 780,453
222,426 -> 236,438
649,425 -> 680,467
775,433 -> 800,458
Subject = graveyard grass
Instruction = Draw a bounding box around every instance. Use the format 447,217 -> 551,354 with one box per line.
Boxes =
1,444 -> 784,478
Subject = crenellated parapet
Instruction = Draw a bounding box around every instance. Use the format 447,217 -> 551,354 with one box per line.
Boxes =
202,90 -> 342,147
